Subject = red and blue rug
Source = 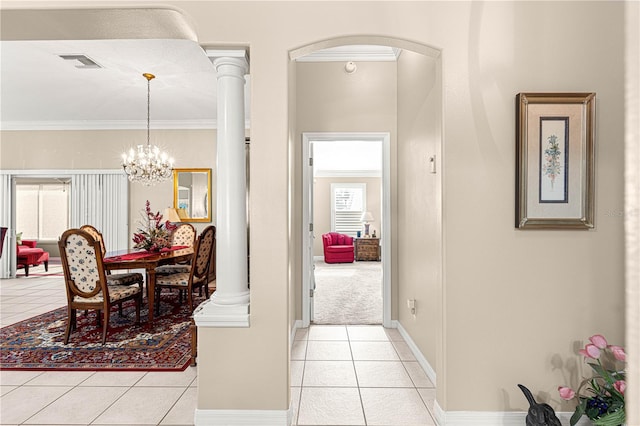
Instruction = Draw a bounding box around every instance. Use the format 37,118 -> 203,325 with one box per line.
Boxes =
0,294 -> 202,371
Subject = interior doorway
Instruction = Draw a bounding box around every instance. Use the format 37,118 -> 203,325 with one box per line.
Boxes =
302,132 -> 391,327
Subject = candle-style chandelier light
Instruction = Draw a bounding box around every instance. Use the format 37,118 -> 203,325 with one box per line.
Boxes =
122,73 -> 174,186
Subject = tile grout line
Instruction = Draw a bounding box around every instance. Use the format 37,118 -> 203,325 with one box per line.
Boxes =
346,325 -> 368,426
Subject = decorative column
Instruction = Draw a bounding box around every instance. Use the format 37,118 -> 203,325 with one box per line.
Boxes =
194,49 -> 250,327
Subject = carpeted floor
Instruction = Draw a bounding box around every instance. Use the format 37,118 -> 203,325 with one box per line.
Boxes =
313,259 -> 382,325
0,291 -> 204,371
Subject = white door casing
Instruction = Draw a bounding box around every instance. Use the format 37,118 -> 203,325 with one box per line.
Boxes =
301,132 -> 391,327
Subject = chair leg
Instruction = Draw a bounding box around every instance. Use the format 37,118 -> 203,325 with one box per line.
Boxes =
24,264 -> 30,277
188,288 -> 194,313
44,260 -> 48,272
155,288 -> 161,316
101,308 -> 110,345
96,310 -> 102,327
190,318 -> 197,366
135,294 -> 141,324
118,302 -> 123,316
64,307 -> 74,344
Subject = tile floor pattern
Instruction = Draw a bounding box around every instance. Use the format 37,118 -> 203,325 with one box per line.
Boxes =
1,266 -> 436,425
291,325 -> 436,425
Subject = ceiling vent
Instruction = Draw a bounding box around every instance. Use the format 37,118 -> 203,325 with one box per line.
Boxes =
58,54 -> 102,69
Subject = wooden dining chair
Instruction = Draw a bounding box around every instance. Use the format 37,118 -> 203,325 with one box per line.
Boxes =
155,223 -> 197,276
155,225 -> 215,313
59,228 -> 142,345
80,224 -> 144,287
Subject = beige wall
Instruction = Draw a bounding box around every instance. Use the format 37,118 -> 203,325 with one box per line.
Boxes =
0,129 -> 217,237
313,176 -> 382,257
1,0 -> 627,416
397,49 -> 442,386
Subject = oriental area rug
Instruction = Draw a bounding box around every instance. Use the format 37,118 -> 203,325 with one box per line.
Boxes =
0,295 -> 203,371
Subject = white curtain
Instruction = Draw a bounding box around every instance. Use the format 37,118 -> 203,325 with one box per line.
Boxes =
70,173 -> 128,253
0,174 -> 15,278
0,170 -> 128,278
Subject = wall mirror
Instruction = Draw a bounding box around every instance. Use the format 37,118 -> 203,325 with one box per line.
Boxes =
173,168 -> 212,222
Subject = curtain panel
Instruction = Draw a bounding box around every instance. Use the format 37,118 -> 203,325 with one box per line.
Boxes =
0,170 -> 127,278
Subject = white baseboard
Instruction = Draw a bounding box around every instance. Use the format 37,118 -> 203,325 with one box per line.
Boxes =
392,320 -> 437,386
433,400 -> 592,426
194,408 -> 290,425
433,387 -> 593,425
291,320 -> 303,350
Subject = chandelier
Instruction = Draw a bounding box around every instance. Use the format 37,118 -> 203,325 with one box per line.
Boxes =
122,73 -> 174,186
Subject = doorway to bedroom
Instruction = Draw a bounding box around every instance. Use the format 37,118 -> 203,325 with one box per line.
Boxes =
302,134 -> 390,326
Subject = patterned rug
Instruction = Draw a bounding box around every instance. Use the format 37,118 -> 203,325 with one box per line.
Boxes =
0,293 -> 203,371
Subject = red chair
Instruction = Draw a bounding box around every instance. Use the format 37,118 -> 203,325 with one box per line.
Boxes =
17,239 -> 49,276
322,232 -> 355,264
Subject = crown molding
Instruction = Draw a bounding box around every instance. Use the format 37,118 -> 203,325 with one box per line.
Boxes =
296,45 -> 401,62
1,119 -> 252,131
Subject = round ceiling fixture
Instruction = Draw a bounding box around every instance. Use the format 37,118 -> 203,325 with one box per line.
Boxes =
345,61 -> 357,74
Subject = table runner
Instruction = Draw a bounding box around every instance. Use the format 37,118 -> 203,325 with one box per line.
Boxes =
103,245 -> 188,262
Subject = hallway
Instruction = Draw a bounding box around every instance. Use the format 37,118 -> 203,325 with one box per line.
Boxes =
291,325 -> 436,425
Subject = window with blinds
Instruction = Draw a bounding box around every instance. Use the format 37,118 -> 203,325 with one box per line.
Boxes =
331,183 -> 366,237
16,183 -> 69,241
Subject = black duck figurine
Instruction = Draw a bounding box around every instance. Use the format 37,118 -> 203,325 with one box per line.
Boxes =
518,384 -> 562,426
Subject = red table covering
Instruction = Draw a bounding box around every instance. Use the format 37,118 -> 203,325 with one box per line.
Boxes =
103,245 -> 188,263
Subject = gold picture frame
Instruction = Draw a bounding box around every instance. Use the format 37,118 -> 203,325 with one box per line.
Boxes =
173,168 -> 212,223
515,93 -> 596,229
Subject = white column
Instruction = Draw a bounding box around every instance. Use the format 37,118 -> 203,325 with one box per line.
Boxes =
195,50 -> 250,327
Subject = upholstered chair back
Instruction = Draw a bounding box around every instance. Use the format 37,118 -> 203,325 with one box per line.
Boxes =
193,226 -> 215,279
171,223 -> 197,247
59,229 -> 105,298
80,224 -> 106,257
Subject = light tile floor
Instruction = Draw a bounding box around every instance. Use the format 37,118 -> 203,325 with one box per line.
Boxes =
1,264 -> 436,425
291,325 -> 436,426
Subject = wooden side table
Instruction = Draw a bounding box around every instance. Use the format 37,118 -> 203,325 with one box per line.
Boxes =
355,238 -> 380,261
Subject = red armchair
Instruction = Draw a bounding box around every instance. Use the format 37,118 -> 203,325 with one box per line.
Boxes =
17,239 -> 49,277
322,232 -> 355,264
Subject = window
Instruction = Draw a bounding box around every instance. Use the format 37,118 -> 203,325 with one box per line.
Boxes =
331,183 -> 366,236
16,183 -> 69,241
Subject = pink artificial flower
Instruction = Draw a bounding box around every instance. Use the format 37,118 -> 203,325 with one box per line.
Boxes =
579,343 -> 601,359
558,386 -> 576,400
614,380 -> 626,395
609,345 -> 627,361
613,380 -> 627,395
589,334 -> 608,349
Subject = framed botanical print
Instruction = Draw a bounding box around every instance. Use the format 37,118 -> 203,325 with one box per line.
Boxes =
515,93 -> 596,229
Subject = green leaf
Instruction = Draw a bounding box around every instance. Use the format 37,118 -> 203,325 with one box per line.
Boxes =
570,403 -> 586,426
592,408 -> 625,426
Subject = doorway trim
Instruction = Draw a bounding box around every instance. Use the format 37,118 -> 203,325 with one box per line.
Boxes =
302,132 -> 391,328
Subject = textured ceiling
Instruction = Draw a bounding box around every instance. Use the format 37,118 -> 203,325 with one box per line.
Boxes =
0,9 -> 397,131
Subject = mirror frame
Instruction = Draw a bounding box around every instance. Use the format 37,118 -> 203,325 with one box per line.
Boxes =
173,168 -> 212,223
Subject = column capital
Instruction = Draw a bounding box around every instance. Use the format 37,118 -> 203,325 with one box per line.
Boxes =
205,48 -> 249,74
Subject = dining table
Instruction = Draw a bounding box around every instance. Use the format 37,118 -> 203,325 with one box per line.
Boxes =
103,246 -> 194,324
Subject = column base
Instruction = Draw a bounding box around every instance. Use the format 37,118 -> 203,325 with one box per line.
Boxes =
193,299 -> 250,328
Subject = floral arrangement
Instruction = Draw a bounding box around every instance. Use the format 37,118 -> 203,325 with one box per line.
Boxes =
132,200 -> 177,252
558,334 -> 626,426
